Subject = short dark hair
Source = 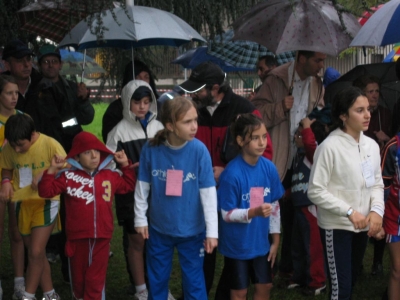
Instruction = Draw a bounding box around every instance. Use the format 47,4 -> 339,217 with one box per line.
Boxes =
258,55 -> 278,67
331,86 -> 365,130
5,114 -> 35,143
353,74 -> 380,90
0,75 -> 17,94
297,51 -> 316,61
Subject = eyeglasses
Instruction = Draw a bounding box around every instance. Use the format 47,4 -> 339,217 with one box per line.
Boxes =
42,59 -> 60,65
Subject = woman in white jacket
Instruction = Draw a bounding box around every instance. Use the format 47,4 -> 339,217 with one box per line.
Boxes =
308,86 -> 384,300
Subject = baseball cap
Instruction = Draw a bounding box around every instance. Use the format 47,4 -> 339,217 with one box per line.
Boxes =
37,44 -> 61,62
2,40 -> 34,60
179,62 -> 226,93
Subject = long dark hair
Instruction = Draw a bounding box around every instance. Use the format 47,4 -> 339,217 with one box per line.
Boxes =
331,86 -> 366,130
230,113 -> 265,150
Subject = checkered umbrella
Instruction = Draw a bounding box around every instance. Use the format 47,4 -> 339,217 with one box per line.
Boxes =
172,46 -> 254,72
17,1 -> 89,43
208,29 -> 295,69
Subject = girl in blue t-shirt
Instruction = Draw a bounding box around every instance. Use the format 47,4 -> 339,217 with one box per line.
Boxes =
217,113 -> 284,300
134,96 -> 218,300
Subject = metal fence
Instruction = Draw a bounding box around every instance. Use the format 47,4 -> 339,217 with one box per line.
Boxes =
90,46 -> 396,101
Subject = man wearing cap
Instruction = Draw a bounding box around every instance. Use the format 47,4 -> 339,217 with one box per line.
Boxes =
37,44 -> 94,152
2,40 -> 41,117
179,61 -> 273,299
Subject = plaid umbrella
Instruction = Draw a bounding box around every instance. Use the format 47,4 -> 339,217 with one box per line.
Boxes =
17,1 -> 89,43
208,29 -> 295,69
172,46 -> 254,72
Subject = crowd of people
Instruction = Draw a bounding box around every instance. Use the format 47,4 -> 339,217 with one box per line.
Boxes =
0,37 -> 399,300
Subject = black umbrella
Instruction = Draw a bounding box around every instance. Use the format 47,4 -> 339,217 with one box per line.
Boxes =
324,62 -> 400,110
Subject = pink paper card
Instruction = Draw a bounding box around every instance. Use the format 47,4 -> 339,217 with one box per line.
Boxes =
250,187 -> 264,208
166,169 -> 183,196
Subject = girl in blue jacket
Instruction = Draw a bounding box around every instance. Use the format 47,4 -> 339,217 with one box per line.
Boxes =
217,113 -> 284,300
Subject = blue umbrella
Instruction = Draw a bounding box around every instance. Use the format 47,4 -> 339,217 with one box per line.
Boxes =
172,46 -> 254,72
58,49 -> 105,76
350,0 -> 400,47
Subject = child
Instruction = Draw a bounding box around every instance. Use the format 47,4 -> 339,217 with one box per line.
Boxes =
0,75 -> 25,300
38,131 -> 136,300
0,114 -> 64,300
308,87 -> 384,300
106,80 -> 163,300
217,113 -> 284,300
289,116 -> 329,296
380,132 -> 400,299
134,96 -> 218,300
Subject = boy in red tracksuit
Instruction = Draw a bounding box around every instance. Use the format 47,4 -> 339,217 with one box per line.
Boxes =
38,131 -> 136,300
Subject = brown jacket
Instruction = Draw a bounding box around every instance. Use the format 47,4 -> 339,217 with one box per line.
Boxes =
251,62 -> 324,180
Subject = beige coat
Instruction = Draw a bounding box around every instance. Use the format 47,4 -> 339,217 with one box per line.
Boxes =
251,62 -> 324,181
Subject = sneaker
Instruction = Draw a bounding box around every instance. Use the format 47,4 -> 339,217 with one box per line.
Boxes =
46,252 -> 58,264
134,289 -> 148,300
287,281 -> 302,289
371,262 -> 383,275
168,290 -> 176,300
42,292 -> 61,300
13,284 -> 25,300
302,285 -> 327,296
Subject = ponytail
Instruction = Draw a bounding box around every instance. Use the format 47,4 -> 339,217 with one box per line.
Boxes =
150,128 -> 169,146
149,96 -> 196,147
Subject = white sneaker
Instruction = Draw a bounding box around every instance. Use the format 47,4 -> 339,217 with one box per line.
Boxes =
42,292 -> 61,300
134,289 -> 148,300
168,290 -> 176,300
13,284 -> 25,300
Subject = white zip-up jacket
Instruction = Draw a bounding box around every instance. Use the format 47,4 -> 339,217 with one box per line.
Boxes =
308,128 -> 384,232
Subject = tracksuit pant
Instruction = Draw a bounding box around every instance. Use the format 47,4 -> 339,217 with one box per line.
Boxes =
320,229 -> 368,300
146,226 -> 207,300
66,238 -> 110,300
291,206 -> 326,288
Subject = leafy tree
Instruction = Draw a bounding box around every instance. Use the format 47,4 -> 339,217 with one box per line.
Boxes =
0,0 -> 388,90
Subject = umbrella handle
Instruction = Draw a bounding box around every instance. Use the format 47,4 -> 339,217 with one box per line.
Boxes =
289,51 -> 299,96
81,49 -> 87,83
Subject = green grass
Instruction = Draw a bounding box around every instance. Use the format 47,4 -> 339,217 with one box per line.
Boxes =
81,102 -> 109,141
0,102 -> 391,299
